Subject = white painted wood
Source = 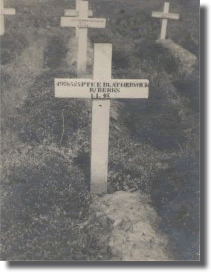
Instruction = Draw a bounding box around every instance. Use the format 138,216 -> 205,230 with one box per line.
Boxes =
60,1 -> 106,77
78,1 -> 88,18
77,28 -> 88,75
70,0 -> 92,16
93,44 -> 112,80
76,0 -> 81,11
64,0 -> 93,37
55,43 -> 149,194
160,2 -> 169,40
61,17 -> 106,28
160,19 -> 167,39
91,99 -> 110,194
65,9 -> 93,17
91,44 -> 112,194
64,0 -> 93,17
0,11 -> 4,36
65,0 -> 93,17
0,0 -> 3,12
152,2 -> 180,40
64,10 -> 78,17
2,8 -> 16,15
55,79 -> 149,99
0,0 -> 16,35
152,11 -> 180,20
77,1 -> 88,76
65,0 -> 81,36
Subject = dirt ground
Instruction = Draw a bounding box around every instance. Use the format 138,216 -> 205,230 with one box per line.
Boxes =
88,191 -> 173,261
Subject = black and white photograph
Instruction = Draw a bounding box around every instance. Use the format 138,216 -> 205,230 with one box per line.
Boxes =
0,0 -> 200,262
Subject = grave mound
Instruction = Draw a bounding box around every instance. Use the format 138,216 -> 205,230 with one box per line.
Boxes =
15,71 -> 88,146
44,35 -> 68,69
156,39 -> 198,78
88,191 -> 172,261
0,32 -> 28,65
151,155 -> 200,260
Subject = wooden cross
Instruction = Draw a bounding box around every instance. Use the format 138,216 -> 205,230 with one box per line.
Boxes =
55,43 -> 149,194
152,2 -> 180,40
61,1 -> 106,76
0,0 -> 16,36
64,0 -> 93,37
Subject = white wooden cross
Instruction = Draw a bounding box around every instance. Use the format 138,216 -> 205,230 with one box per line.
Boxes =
54,43 -> 149,194
64,0 -> 93,37
0,0 -> 16,36
152,2 -> 180,40
61,1 -> 106,76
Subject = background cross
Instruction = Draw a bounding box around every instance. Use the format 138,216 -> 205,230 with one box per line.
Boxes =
61,1 -> 106,76
64,0 -> 93,37
64,0 -> 93,17
152,2 -> 180,40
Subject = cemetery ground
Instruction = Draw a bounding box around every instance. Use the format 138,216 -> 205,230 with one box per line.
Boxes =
1,0 -> 199,260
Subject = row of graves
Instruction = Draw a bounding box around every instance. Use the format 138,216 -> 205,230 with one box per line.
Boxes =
1,0 -> 184,194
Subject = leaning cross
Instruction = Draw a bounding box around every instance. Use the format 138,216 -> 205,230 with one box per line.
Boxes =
152,2 -> 180,40
64,0 -> 93,37
54,43 -> 149,194
0,0 -> 16,36
61,1 -> 106,76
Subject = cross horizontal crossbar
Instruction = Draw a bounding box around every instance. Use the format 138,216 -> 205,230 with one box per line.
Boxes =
55,79 -> 149,99
64,9 -> 93,17
61,17 -> 106,28
0,8 -> 15,15
152,11 -> 179,20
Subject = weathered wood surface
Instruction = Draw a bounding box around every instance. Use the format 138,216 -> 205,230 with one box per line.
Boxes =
55,79 -> 149,99
64,0 -> 93,17
61,17 -> 106,28
55,43 -> 149,194
60,1 -> 106,76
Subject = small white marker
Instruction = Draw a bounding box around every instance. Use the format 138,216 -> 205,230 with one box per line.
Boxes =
152,2 -> 180,40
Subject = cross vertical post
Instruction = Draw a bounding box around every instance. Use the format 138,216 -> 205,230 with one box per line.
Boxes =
91,44 -> 112,194
64,0 -> 93,17
61,1 -> 106,77
160,2 -> 169,40
0,0 -> 16,36
0,0 -> 4,35
64,0 -> 93,37
77,1 -> 88,76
